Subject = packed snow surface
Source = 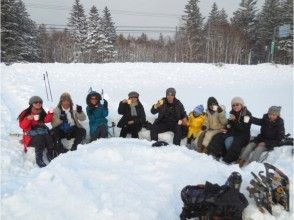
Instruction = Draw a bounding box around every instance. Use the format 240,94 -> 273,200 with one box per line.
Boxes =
1,63 -> 293,220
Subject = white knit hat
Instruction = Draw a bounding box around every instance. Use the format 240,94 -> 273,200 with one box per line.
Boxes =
231,97 -> 245,106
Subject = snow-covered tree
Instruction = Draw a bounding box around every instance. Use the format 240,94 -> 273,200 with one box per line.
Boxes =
100,6 -> 117,62
86,5 -> 107,63
68,0 -> 87,62
180,0 -> 204,62
1,0 -> 39,63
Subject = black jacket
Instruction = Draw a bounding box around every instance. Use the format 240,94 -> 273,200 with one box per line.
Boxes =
252,114 -> 285,150
117,101 -> 146,128
151,97 -> 187,124
227,107 -> 252,141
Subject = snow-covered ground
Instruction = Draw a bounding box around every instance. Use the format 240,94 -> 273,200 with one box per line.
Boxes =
1,63 -> 293,220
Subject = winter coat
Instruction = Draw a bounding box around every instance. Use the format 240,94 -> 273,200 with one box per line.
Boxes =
19,110 -> 53,150
151,97 -> 187,125
86,105 -> 108,136
227,107 -> 252,141
51,107 -> 86,129
117,101 -> 146,128
187,112 -> 206,139
203,109 -> 227,131
251,114 -> 285,150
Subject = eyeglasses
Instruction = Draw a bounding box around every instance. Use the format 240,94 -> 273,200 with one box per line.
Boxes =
33,101 -> 42,104
232,103 -> 240,107
90,97 -> 98,100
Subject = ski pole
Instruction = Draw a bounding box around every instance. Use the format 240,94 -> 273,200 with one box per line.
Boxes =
43,73 -> 49,101
46,71 -> 53,102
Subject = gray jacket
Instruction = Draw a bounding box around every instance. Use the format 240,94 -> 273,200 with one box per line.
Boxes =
51,107 -> 86,129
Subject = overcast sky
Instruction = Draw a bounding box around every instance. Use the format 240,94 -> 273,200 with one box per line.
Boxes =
23,0 -> 264,35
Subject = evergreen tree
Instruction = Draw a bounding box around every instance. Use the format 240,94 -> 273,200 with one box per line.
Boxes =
101,6 -> 117,62
1,0 -> 39,63
86,5 -> 107,63
68,0 -> 87,62
181,0 -> 204,62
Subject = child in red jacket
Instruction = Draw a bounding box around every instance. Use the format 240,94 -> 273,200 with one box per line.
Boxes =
18,96 -> 54,167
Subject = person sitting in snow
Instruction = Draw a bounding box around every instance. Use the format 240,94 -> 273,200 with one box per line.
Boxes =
196,97 -> 227,153
208,97 -> 252,164
150,88 -> 187,146
186,104 -> 206,149
51,92 -> 86,153
18,96 -> 54,168
117,91 -> 146,138
86,91 -> 108,141
238,106 -> 285,167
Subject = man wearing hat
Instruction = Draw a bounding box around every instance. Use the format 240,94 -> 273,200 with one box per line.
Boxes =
117,91 -> 146,138
150,87 -> 187,145
238,106 -> 285,167
51,92 -> 86,152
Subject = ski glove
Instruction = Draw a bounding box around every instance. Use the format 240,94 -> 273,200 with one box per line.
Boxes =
103,100 -> 108,109
59,111 -> 67,121
76,105 -> 82,113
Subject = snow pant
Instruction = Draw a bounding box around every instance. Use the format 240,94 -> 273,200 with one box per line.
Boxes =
29,133 -> 54,167
207,132 -> 227,158
120,124 -> 142,138
90,125 -> 108,142
223,135 -> 250,164
239,142 -> 267,163
201,129 -> 222,147
150,122 -> 184,146
52,125 -> 86,151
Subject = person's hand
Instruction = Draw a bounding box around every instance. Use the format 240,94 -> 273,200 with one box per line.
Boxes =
178,120 -> 182,125
201,125 -> 207,131
122,99 -> 128,104
217,106 -> 223,113
103,100 -> 108,109
59,111 -> 67,121
154,99 -> 163,109
128,120 -> 134,125
76,105 -> 82,113
26,115 -> 34,120
48,107 -> 54,113
229,114 -> 236,121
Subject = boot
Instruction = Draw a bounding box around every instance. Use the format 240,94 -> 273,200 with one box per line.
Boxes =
238,159 -> 246,168
46,148 -> 54,162
35,150 -> 47,168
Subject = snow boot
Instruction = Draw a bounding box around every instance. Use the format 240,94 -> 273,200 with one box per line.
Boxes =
36,150 -> 47,168
46,148 -> 54,162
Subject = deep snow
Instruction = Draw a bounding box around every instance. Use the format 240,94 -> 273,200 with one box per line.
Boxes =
1,63 -> 293,220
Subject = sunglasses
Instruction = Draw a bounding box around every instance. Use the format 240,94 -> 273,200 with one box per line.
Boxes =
232,103 -> 240,107
33,101 -> 43,104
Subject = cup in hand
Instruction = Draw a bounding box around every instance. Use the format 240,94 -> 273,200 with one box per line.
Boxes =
33,114 -> 39,121
243,115 -> 250,123
127,99 -> 132,104
212,105 -> 218,111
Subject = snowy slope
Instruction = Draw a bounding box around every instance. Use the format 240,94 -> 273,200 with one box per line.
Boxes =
1,63 -> 293,220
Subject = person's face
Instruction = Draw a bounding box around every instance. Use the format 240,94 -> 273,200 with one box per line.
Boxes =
90,96 -> 98,105
166,94 -> 175,103
32,101 -> 43,110
232,103 -> 242,112
61,99 -> 71,109
268,113 -> 278,121
130,97 -> 138,104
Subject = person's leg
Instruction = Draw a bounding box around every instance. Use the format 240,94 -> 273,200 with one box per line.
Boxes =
224,136 -> 234,150
131,124 -> 141,138
207,133 -> 226,158
120,126 -> 128,138
223,137 -> 248,164
71,126 -> 86,151
172,124 -> 182,146
150,123 -> 169,141
239,142 -> 256,161
248,142 -> 267,163
51,127 -> 67,155
30,135 -> 46,167
97,125 -> 108,138
44,134 -> 54,161
202,130 -> 221,147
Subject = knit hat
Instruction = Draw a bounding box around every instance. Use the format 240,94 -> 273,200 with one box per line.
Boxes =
207,97 -> 218,107
128,91 -> 139,98
29,96 -> 43,105
166,87 -> 176,96
231,97 -> 245,107
193,105 -> 204,116
268,106 -> 281,116
58,92 -> 73,108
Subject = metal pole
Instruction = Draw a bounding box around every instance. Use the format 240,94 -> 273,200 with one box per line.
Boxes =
43,73 -> 49,101
46,71 -> 53,102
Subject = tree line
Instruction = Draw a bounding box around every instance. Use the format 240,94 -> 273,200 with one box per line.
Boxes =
1,0 -> 293,64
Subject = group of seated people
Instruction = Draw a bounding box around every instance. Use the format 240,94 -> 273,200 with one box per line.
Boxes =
18,87 -> 285,168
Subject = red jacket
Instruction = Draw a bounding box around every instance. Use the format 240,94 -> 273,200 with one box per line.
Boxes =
19,111 -> 53,152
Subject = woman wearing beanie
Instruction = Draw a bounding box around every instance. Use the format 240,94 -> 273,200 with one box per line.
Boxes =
51,92 -> 86,153
86,91 -> 108,141
238,106 -> 285,167
186,104 -> 206,149
197,97 -> 227,153
208,96 -> 252,164
117,91 -> 146,138
18,96 -> 54,168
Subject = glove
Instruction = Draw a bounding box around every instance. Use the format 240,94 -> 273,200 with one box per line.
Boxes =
103,100 -> 108,109
76,105 -> 82,113
217,106 -> 223,113
201,125 -> 207,131
59,111 -> 67,121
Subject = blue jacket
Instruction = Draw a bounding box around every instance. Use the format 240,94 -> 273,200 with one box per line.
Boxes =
86,105 -> 108,135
